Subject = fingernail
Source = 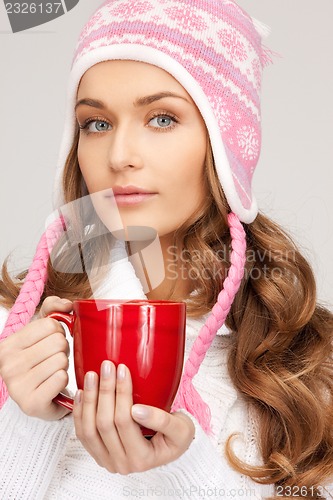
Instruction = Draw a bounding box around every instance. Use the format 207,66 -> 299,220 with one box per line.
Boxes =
74,390 -> 82,404
101,361 -> 112,379
132,405 -> 149,420
85,372 -> 96,390
117,364 -> 126,381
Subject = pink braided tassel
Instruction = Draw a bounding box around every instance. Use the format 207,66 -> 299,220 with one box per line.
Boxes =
172,213 -> 247,434
0,217 -> 65,408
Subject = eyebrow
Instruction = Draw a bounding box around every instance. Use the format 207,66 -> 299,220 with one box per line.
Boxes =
75,91 -> 190,112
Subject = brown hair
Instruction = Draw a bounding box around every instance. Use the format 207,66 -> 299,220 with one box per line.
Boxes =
1,126 -> 333,497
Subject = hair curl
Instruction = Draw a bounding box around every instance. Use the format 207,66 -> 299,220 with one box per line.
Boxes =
1,126 -> 333,497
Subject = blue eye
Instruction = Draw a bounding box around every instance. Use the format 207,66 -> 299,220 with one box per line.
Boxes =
93,120 -> 110,132
150,115 -> 172,127
79,113 -> 178,135
148,113 -> 178,131
79,119 -> 111,133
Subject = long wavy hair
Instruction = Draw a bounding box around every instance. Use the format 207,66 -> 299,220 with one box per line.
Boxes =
1,124 -> 333,498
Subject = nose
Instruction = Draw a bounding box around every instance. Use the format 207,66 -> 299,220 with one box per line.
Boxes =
107,125 -> 143,172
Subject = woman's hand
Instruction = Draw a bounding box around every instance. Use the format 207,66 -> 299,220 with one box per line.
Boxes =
0,296 -> 72,420
73,361 -> 195,474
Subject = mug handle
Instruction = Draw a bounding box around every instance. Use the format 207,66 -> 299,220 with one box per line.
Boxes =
48,312 -> 75,412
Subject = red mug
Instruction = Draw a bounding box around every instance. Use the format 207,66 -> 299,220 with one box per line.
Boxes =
49,299 -> 186,437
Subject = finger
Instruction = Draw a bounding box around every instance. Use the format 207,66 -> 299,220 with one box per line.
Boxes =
24,350 -> 69,391
131,406 -> 195,447
74,373 -> 111,468
1,320 -> 69,380
95,361 -> 126,457
27,332 -> 70,369
73,390 -> 84,437
81,372 -> 99,433
12,317 -> 66,350
75,373 -> 99,441
18,369 -> 71,420
114,365 -> 148,452
35,368 -> 69,405
39,296 -> 72,318
1,332 -> 70,381
8,353 -> 68,401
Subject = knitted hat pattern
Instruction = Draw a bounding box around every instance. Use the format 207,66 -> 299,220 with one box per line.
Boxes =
55,0 -> 271,223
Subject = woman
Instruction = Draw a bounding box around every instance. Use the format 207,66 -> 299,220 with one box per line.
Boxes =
0,0 -> 332,498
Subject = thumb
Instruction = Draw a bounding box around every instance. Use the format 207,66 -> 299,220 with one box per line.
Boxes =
131,404 -> 195,444
39,296 -> 72,318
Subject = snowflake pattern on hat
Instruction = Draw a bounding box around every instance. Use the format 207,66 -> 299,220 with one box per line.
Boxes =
55,0 -> 271,223
237,125 -> 260,163
164,6 -> 208,32
110,0 -> 153,17
217,27 -> 249,63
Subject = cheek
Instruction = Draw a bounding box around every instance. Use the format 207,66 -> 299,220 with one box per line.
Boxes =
77,142 -> 88,178
77,141 -> 100,189
176,138 -> 207,190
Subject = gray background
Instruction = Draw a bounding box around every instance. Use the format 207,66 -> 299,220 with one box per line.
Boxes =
0,1 -> 332,308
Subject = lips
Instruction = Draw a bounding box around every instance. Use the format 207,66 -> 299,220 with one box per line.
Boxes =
111,185 -> 156,196
106,185 -> 157,207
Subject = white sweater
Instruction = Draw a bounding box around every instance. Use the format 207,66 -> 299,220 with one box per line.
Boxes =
0,307 -> 277,499
0,250 -> 332,499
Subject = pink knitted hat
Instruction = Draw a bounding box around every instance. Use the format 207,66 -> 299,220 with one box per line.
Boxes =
54,0 -> 271,223
1,0 -> 270,431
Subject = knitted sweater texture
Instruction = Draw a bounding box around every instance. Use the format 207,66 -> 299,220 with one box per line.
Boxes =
0,306 -> 275,499
1,307 -> 331,499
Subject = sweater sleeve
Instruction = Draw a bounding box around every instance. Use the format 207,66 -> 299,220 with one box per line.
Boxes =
0,397 -> 73,500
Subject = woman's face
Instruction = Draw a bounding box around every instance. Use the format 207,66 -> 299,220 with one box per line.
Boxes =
76,60 -> 208,241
